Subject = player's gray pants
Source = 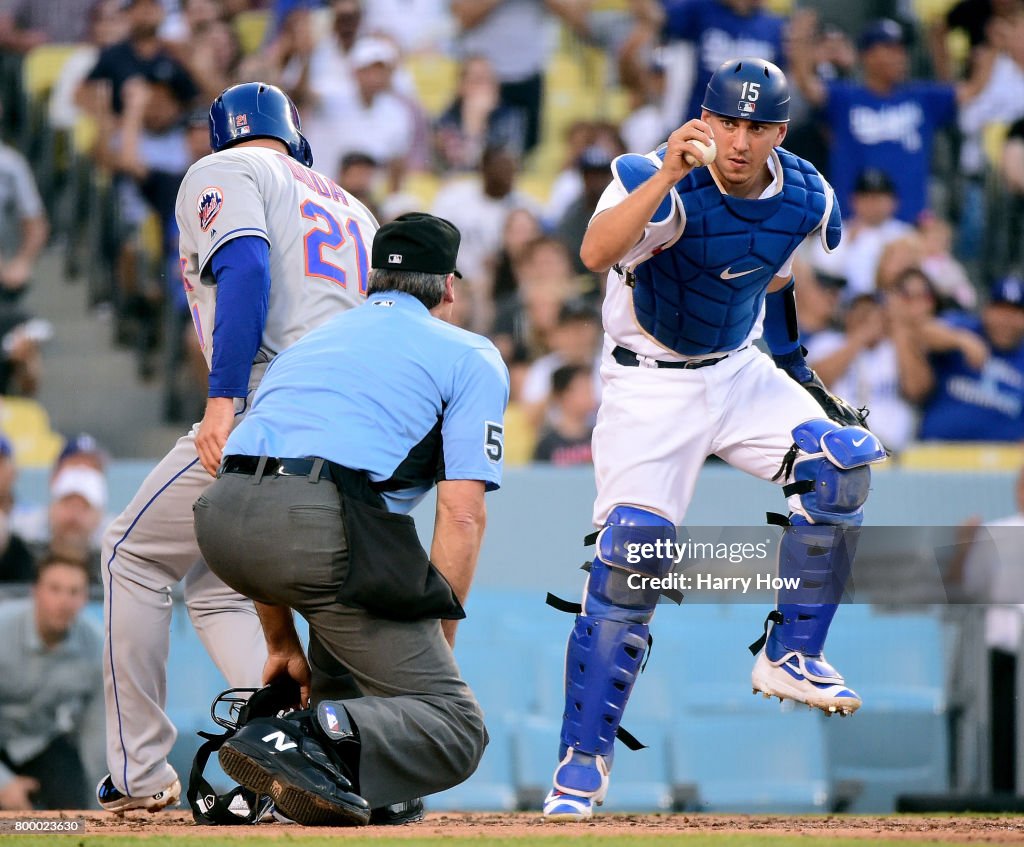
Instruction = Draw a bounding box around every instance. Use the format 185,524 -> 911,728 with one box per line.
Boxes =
101,425 -> 267,798
193,471 -> 487,808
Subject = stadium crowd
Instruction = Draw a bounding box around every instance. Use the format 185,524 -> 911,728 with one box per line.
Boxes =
0,0 -> 1018,464
0,0 -> 1019,811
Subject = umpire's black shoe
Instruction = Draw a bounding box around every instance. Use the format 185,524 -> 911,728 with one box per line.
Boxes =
219,712 -> 370,826
370,797 -> 425,825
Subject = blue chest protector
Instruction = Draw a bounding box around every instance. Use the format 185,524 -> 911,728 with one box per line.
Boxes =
616,148 -> 832,356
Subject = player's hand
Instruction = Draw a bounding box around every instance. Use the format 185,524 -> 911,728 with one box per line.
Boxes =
263,648 -> 311,709
196,396 -> 237,477
660,119 -> 715,183
0,775 -> 39,810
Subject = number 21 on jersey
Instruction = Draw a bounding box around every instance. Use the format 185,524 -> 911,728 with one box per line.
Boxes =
300,199 -> 369,294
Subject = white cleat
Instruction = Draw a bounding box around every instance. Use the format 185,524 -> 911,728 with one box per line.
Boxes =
96,773 -> 181,814
751,648 -> 861,716
542,750 -> 610,822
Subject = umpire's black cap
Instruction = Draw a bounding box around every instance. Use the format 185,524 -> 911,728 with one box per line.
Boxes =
372,213 -> 462,278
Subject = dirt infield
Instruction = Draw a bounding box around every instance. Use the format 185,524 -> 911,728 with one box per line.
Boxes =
4,810 -> 1024,842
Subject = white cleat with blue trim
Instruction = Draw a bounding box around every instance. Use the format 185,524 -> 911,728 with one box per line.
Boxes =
97,773 -> 181,814
542,750 -> 610,821
751,646 -> 861,716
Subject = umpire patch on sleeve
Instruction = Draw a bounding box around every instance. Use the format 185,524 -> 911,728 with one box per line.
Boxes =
484,421 -> 504,463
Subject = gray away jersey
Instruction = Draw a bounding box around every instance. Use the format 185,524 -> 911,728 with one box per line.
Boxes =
175,146 -> 379,371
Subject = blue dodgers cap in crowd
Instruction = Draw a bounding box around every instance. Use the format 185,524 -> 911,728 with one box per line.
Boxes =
859,18 -> 907,51
992,275 -> 1024,308
58,433 -> 106,467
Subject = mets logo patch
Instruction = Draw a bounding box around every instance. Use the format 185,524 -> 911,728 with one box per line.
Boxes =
197,186 -> 223,232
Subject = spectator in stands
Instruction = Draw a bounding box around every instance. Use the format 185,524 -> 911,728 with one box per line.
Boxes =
0,110 -> 48,304
875,233 -> 925,295
80,0 -> 198,117
282,0 -> 363,119
793,256 -> 842,345
545,121 -> 625,230
105,72 -> 194,377
174,13 -> 245,102
433,143 -> 539,330
362,0 -> 452,53
160,0 -> 225,44
307,36 -> 416,192
532,364 -> 596,466
492,235 -> 576,366
928,0 -> 1023,81
617,2 -> 669,154
336,151 -> 381,219
1001,116 -> 1024,267
919,275 -> 1024,441
521,298 -> 601,423
807,291 -> 933,454
0,0 -> 98,52
0,435 -> 35,584
805,168 -> 912,300
556,146 -> 614,278
788,15 -> 990,224
660,0 -> 787,130
492,206 -> 542,302
0,552 -> 104,810
917,213 -> 976,310
452,0 -> 581,153
949,463 -> 1024,792
14,434 -> 108,578
48,0 -> 129,134
435,55 -> 526,172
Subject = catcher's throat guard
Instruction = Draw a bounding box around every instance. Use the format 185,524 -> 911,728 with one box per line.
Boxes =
187,680 -> 302,825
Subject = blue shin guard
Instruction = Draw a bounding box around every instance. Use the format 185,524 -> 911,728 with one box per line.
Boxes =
548,507 -> 674,814
751,420 -> 885,715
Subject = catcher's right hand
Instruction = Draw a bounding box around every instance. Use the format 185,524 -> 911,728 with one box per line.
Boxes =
800,371 -> 870,429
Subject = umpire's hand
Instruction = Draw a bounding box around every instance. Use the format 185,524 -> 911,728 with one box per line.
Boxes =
196,396 -> 237,477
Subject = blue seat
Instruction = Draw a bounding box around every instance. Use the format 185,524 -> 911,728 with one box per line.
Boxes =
670,709 -> 831,813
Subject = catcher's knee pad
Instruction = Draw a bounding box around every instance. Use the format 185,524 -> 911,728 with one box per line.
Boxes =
561,614 -> 649,758
584,505 -> 676,622
784,420 -> 885,525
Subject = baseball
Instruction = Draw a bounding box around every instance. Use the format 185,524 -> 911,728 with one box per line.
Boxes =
684,138 -> 717,168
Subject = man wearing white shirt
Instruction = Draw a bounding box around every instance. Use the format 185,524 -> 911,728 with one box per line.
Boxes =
803,169 -> 911,299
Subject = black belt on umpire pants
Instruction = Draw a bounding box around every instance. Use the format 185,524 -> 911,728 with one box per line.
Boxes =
611,345 -> 732,370
221,455 -> 332,480
221,454 -> 389,507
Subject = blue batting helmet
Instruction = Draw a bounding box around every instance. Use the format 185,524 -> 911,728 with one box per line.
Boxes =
702,57 -> 790,123
209,82 -> 313,167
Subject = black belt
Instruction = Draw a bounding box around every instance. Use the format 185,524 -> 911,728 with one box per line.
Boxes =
612,345 -> 730,370
221,455 -> 332,480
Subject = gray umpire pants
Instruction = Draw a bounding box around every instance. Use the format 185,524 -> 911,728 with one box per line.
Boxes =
193,467 -> 487,808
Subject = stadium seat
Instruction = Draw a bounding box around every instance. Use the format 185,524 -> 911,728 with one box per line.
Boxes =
406,52 -> 458,117
21,45 -> 80,103
0,398 -> 63,468
234,10 -> 269,56
670,710 -> 831,813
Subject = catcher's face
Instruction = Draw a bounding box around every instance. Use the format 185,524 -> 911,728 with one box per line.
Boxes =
702,111 -> 786,190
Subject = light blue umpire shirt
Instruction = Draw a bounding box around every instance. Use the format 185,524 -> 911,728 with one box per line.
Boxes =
224,290 -> 510,513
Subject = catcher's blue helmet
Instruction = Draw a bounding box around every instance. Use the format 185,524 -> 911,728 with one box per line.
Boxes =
209,82 -> 313,167
702,57 -> 790,123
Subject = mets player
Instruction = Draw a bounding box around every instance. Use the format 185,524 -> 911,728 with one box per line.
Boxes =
542,58 -> 887,821
98,82 -> 377,812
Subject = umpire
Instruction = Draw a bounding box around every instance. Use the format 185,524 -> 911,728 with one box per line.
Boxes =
192,213 -> 509,826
